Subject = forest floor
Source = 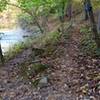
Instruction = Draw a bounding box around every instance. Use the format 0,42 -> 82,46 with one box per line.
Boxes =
0,14 -> 100,100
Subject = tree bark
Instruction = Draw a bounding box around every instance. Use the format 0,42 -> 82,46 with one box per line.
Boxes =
86,0 -> 100,48
84,0 -> 89,20
0,44 -> 4,64
65,0 -> 72,20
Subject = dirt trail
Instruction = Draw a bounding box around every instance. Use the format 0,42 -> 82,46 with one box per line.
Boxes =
45,20 -> 99,100
0,16 -> 100,100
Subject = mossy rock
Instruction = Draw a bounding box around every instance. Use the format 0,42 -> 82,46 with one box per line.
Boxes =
31,76 -> 48,87
20,63 -> 49,82
31,63 -> 49,74
31,78 -> 40,87
32,48 -> 45,57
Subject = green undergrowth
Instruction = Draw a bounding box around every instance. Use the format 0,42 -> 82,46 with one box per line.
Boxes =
80,25 -> 100,56
20,62 -> 49,87
20,63 -> 49,79
4,20 -> 71,87
19,26 -> 71,87
4,30 -> 61,85
19,24 -> 71,87
4,19 -> 72,61
4,28 -> 61,61
4,36 -> 34,61
38,31 -> 61,55
92,0 -> 100,10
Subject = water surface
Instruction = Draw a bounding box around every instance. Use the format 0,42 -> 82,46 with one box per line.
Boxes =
0,27 -> 30,53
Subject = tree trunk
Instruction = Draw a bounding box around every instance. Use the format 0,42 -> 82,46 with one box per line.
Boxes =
86,0 -> 100,48
97,11 -> 100,34
65,0 -> 72,20
33,17 -> 44,34
59,0 -> 65,34
41,15 -> 49,33
0,44 -> 4,64
84,0 -> 89,20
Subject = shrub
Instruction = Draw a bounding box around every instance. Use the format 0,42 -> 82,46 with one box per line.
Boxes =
80,26 -> 99,56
